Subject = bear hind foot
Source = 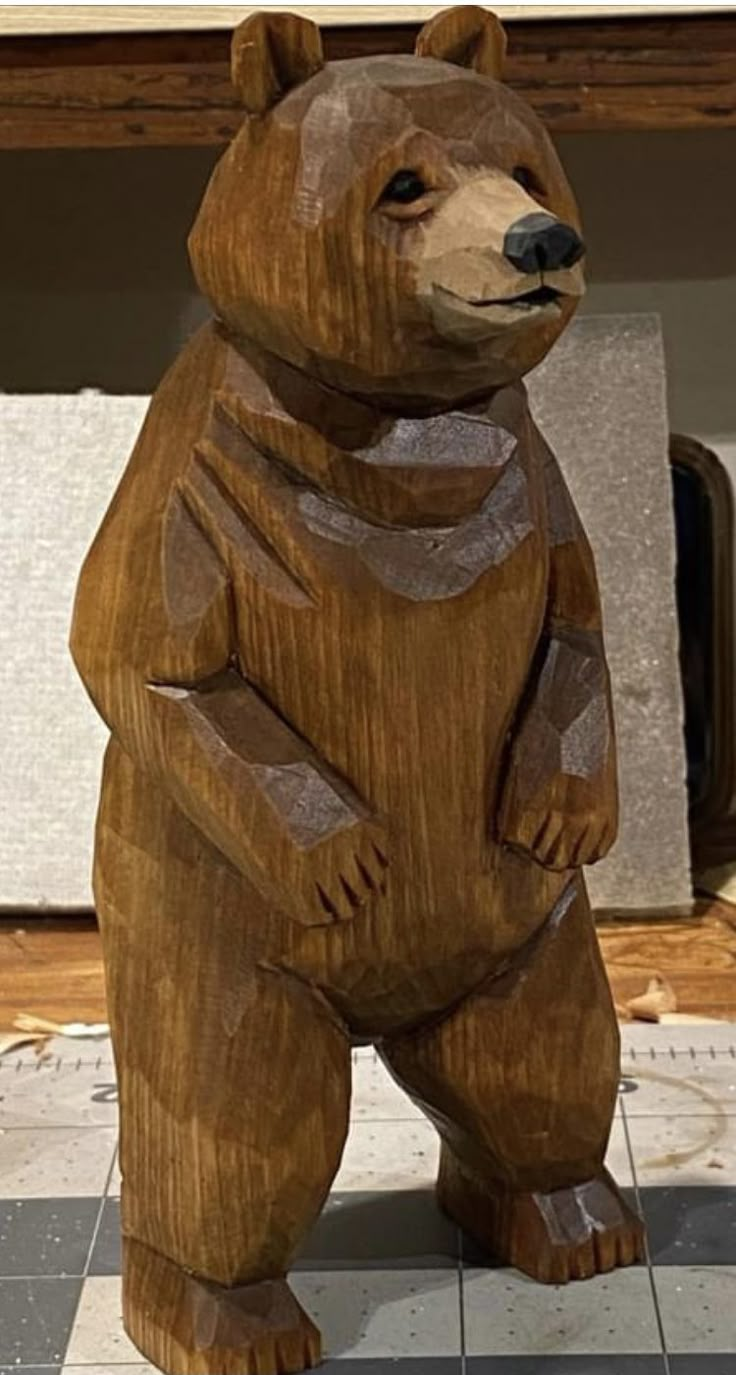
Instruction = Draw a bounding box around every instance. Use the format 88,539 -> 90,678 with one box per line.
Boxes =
438,1154 -> 645,1285
123,1236 -> 321,1375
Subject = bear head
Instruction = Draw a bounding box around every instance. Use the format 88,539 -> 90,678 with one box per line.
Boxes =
189,5 -> 585,411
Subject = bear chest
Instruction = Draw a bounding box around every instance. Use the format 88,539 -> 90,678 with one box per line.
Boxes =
185,400 -> 549,808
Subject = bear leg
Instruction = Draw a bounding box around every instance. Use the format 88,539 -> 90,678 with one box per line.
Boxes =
380,875 -> 645,1283
110,947 -> 349,1373
95,745 -> 351,1372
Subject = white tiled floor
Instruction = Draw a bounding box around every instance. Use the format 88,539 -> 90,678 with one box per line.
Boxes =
653,1266 -> 736,1352
3,1023 -> 736,1372
292,1269 -> 463,1359
333,1117 -> 442,1191
64,1276 -> 141,1365
0,1126 -> 118,1197
626,1114 -> 736,1186
608,1115 -> 636,1186
621,1055 -> 736,1118
462,1266 -> 663,1356
350,1055 -> 424,1121
0,1055 -> 118,1131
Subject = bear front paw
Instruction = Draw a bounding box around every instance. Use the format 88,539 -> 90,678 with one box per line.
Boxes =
531,812 -> 616,870
280,821 -> 390,928
502,806 -> 616,872
314,837 -> 389,923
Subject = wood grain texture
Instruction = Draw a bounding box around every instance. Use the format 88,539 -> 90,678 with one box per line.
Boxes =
70,10 -> 643,1372
600,901 -> 736,1020
0,917 -> 107,1030
0,13 -> 735,147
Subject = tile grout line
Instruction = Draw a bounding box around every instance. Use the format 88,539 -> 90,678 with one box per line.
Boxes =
107,1139 -> 121,1200
86,1136 -> 120,1276
620,1095 -> 671,1375
457,1221 -> 466,1375
0,1123 -> 118,1134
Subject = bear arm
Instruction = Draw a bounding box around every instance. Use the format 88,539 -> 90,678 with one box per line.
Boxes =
143,668 -> 385,924
497,433 -> 618,871
70,468 -> 378,925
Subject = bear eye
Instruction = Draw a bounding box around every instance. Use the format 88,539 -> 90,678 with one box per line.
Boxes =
512,165 -> 545,197
381,169 -> 428,204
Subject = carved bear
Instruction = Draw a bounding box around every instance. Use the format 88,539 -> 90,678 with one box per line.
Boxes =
71,8 -> 645,1373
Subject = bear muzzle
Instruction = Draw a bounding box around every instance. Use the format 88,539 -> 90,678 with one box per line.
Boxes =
503,212 -> 585,275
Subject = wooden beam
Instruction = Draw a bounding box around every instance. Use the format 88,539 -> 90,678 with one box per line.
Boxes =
0,15 -> 734,147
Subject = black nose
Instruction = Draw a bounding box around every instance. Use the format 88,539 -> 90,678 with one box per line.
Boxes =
503,212 -> 584,274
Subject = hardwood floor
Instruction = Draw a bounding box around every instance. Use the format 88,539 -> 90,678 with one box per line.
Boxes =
0,916 -> 107,1028
1,903 -> 736,1031
600,899 -> 736,1021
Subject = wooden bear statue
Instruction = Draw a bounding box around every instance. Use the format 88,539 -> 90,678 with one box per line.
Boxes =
71,7 -> 645,1373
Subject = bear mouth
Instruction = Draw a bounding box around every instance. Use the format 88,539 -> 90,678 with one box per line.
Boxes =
472,284 -> 562,310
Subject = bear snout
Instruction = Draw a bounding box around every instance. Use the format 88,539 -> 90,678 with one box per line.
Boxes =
503,212 -> 585,274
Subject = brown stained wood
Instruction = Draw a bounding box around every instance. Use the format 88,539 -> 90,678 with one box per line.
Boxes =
70,10 -> 643,1372
415,3 -> 507,79
0,14 -> 735,147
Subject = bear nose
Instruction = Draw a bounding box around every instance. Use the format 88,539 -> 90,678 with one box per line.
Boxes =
503,212 -> 585,274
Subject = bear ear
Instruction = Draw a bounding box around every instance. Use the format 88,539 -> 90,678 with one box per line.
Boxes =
231,11 -> 324,115
414,5 -> 507,80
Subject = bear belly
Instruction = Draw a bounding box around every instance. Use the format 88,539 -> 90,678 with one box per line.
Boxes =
233,495 -> 568,1035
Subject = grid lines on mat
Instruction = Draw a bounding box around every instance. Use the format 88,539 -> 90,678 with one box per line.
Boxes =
1,1025 -> 736,1372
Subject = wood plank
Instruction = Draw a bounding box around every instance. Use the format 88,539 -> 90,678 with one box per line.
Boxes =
599,900 -> 736,1019
0,104 -> 241,150
0,917 -> 107,1028
0,15 -> 734,145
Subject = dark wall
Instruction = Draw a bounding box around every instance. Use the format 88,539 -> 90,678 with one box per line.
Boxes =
1,147 -> 216,393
